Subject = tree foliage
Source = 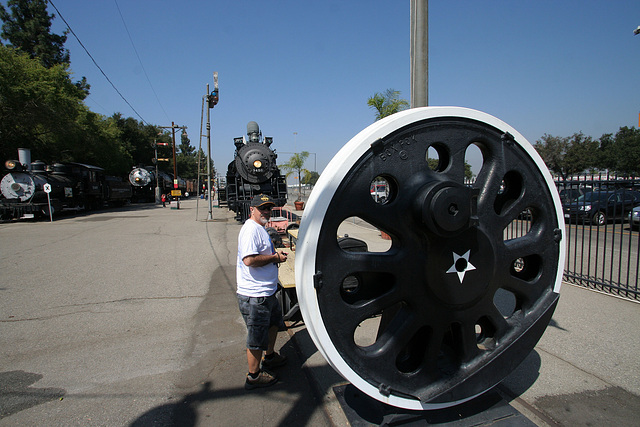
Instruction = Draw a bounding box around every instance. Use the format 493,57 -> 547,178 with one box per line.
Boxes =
0,46 -> 86,161
367,89 -> 409,121
302,171 -> 319,186
195,147 -> 215,182
426,158 -> 474,180
281,151 -> 310,200
175,131 -> 200,180
597,127 -> 640,176
0,0 -> 209,181
0,0 -> 69,68
535,131 -> 636,178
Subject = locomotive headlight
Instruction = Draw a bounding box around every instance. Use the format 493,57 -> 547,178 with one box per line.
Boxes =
253,160 -> 263,168
5,160 -> 22,171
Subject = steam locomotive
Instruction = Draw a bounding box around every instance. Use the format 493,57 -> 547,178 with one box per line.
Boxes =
0,148 -> 131,220
223,121 -> 287,222
128,166 -> 187,202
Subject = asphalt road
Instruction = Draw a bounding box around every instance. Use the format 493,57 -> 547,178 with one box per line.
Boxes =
2,199 -> 640,426
0,200 -> 331,426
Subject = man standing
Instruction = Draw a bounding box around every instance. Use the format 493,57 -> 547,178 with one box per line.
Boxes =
237,194 -> 289,389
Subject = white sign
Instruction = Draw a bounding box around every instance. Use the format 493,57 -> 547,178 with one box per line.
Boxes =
43,183 -> 52,193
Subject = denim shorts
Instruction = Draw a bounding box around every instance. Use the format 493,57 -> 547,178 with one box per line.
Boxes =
237,293 -> 286,351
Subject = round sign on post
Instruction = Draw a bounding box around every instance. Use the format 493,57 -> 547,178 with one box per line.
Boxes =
43,183 -> 53,222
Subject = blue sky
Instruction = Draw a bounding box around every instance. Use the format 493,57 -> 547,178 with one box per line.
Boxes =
36,0 -> 640,176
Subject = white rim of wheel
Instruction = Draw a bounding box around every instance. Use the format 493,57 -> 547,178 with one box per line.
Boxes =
295,106 -> 566,410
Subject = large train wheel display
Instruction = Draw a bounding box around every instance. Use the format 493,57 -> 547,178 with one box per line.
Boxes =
295,107 -> 565,410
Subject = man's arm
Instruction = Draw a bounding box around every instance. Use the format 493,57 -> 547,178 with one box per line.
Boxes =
243,251 -> 288,267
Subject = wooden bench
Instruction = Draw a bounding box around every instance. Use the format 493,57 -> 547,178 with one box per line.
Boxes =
278,249 -> 296,290
278,232 -> 299,321
288,228 -> 298,251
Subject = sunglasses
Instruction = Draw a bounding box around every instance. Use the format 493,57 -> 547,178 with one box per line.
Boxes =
256,206 -> 272,211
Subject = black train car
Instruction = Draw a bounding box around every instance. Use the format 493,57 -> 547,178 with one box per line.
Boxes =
128,166 -> 187,202
0,148 -> 131,220
225,121 -> 287,222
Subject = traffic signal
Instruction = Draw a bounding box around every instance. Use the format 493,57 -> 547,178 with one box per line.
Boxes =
208,89 -> 219,108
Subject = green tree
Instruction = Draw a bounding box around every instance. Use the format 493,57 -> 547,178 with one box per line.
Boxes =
302,170 -> 319,186
427,158 -> 474,180
281,151 -> 310,201
0,0 -> 89,94
113,114 -> 152,166
598,127 -> 640,176
195,147 -> 215,181
0,0 -> 69,67
176,131 -> 198,179
534,133 -> 597,179
534,134 -> 567,177
564,133 -> 598,175
75,111 -> 132,176
0,46 -> 86,161
367,88 -> 409,121
464,162 -> 473,180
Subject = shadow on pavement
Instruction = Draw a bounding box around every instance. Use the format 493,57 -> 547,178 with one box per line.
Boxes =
0,371 -> 65,419
129,337 -> 329,426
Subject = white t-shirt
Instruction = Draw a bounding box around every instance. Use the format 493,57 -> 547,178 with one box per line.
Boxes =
236,219 -> 278,297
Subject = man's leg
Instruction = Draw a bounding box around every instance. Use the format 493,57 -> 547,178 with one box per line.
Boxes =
247,348 -> 262,374
265,325 -> 278,356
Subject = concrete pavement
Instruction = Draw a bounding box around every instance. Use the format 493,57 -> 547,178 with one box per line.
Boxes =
290,205 -> 640,426
0,199 -> 332,426
1,198 -> 639,426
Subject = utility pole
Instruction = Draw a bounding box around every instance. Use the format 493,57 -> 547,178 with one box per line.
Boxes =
206,72 -> 220,220
635,26 -> 639,126
410,0 -> 428,108
159,122 -> 188,209
154,134 -> 169,204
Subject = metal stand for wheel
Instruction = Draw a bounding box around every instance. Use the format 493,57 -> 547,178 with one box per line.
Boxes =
334,384 -> 535,426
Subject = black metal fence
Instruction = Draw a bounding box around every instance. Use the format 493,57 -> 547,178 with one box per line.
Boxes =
506,174 -> 640,301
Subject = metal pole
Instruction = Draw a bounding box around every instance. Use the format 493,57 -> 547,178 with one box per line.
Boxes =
196,95 -> 204,220
206,83 -> 212,220
171,122 -> 180,209
154,140 -> 160,204
410,0 -> 428,108
171,122 -> 177,181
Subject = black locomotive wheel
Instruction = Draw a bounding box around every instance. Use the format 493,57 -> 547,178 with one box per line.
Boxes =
296,107 -> 565,409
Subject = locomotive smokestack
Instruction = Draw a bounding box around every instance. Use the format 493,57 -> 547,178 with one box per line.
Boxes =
247,121 -> 260,143
18,148 -> 31,171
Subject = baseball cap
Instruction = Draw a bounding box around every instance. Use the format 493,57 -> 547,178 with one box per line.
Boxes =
250,194 -> 276,208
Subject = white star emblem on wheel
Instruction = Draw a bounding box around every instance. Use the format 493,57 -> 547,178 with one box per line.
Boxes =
446,250 -> 476,284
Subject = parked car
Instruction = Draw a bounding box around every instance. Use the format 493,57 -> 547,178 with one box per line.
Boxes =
370,182 -> 389,203
630,205 -> 640,230
563,190 -> 640,226
557,185 -> 590,204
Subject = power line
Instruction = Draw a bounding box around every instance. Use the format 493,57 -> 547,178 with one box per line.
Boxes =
48,0 -> 149,125
113,0 -> 170,122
